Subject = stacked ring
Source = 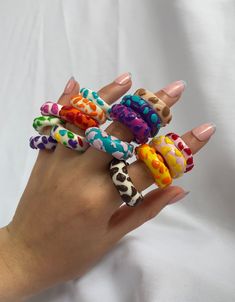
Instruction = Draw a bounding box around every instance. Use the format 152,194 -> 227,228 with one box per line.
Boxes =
41,101 -> 98,130
121,94 -> 161,136
166,133 -> 194,172
70,95 -> 106,124
29,135 -> 57,150
134,88 -> 172,125
135,144 -> 172,188
110,104 -> 151,144
109,158 -> 143,207
33,116 -> 64,134
30,116 -> 65,151
149,136 -> 186,178
51,125 -> 89,152
85,127 -> 134,160
80,88 -> 112,119
40,101 -> 62,118
59,105 -> 98,129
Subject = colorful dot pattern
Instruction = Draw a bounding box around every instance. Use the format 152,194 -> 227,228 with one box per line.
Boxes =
121,94 -> 161,136
59,105 -> 98,129
51,125 -> 89,152
110,104 -> 151,144
29,135 -> 57,150
80,88 -> 112,120
134,88 -> 172,126
135,144 -> 172,189
150,136 -> 186,178
40,101 -> 62,118
85,127 -> 134,160
166,133 -> 194,172
71,95 -> 106,124
33,116 -> 64,134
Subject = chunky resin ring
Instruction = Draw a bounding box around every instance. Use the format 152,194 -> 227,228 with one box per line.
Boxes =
80,88 -> 112,120
110,104 -> 151,144
85,127 -> 134,160
134,89 -> 172,126
110,158 -> 144,207
40,101 -> 62,118
59,105 -> 98,129
121,94 -> 161,136
135,144 -> 172,189
51,125 -> 89,152
166,133 -> 194,172
29,135 -> 57,150
70,95 -> 106,124
150,136 -> 186,178
33,116 -> 64,134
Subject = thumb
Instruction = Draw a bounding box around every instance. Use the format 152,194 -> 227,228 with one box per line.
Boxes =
107,186 -> 188,239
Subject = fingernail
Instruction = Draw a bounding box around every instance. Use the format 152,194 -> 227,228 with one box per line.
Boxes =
114,72 -> 132,86
162,80 -> 186,97
64,76 -> 76,94
192,122 -> 216,142
168,191 -> 190,205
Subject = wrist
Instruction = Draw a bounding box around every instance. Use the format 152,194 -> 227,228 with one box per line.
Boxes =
0,226 -> 40,301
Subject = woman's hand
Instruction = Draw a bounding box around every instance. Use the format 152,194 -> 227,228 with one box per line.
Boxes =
0,75 -> 215,301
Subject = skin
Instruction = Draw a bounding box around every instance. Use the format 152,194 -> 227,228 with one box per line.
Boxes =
0,78 -> 211,302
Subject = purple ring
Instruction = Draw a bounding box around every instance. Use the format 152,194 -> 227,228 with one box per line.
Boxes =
110,104 -> 151,144
29,135 -> 57,150
121,95 -> 161,136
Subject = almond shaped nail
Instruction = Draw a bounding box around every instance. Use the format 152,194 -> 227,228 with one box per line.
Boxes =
64,76 -> 76,94
192,123 -> 216,142
114,72 -> 132,86
162,80 -> 186,97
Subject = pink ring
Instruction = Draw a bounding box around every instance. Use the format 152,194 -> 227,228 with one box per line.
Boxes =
166,133 -> 194,172
40,101 -> 62,117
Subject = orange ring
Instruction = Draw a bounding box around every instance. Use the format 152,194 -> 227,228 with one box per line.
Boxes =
70,95 -> 106,124
59,105 -> 98,130
135,144 -> 172,189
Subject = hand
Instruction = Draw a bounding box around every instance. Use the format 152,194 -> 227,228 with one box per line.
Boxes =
0,75 -> 215,301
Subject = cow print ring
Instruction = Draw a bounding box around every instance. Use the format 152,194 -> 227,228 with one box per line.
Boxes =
109,158 -> 144,207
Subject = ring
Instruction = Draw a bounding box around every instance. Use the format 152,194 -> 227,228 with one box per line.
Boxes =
29,135 -> 57,150
121,94 -> 161,136
51,125 -> 89,152
80,88 -> 112,120
85,127 -> 134,160
71,95 -> 106,124
135,144 -> 172,188
110,104 -> 151,144
134,89 -> 172,126
40,101 -> 62,118
110,158 -> 144,207
33,116 -> 64,134
149,136 -> 186,178
59,105 -> 98,129
166,133 -> 194,172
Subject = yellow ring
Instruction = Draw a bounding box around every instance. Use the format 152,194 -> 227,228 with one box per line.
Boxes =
150,136 -> 186,178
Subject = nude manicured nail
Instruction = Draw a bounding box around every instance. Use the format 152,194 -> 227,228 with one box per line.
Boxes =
192,123 -> 216,142
64,76 -> 76,94
114,72 -> 132,85
168,191 -> 190,205
162,80 -> 186,97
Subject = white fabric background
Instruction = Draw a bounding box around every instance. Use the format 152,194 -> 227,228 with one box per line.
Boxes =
0,0 -> 235,301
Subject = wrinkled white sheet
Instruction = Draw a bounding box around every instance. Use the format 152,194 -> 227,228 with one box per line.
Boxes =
0,0 -> 235,301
